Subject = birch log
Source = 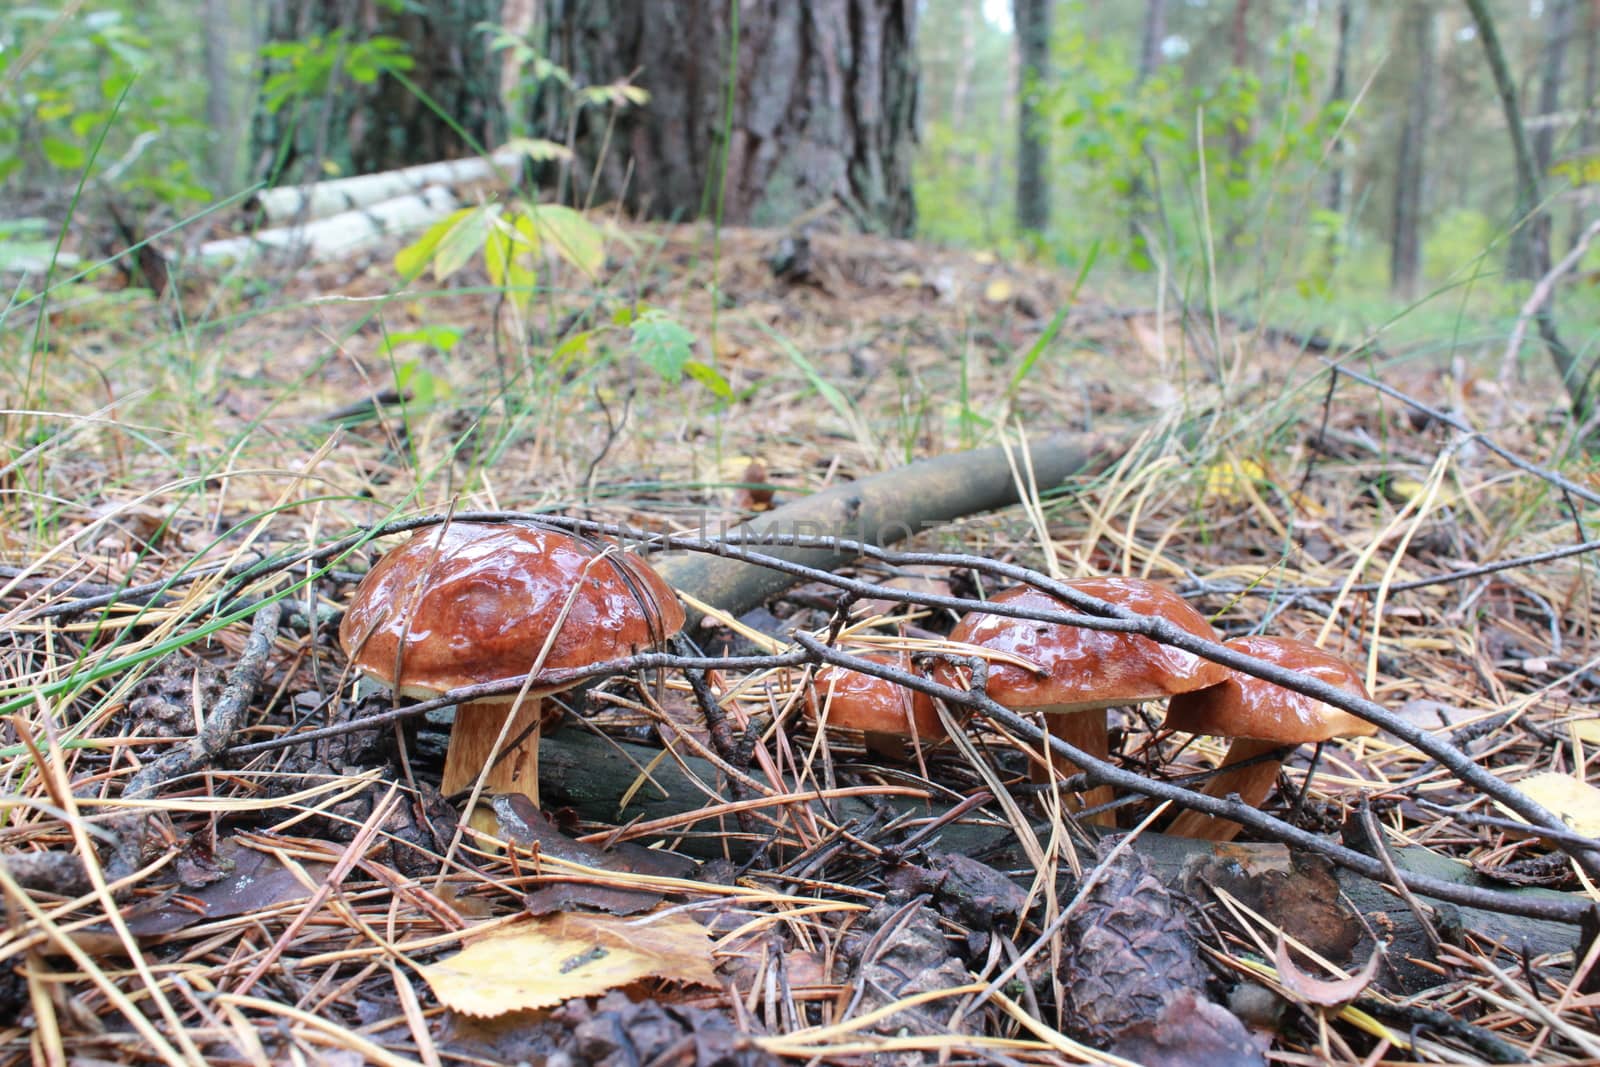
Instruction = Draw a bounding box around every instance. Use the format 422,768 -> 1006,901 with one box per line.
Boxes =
251,147 -> 524,223
196,185 -> 460,264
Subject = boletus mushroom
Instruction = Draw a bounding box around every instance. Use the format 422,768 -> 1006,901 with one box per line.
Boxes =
1163,635 -> 1375,842
807,652 -> 949,759
339,521 -> 684,809
936,577 -> 1228,825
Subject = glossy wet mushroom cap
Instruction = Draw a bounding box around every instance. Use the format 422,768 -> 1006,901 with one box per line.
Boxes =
935,577 -> 1228,824
340,522 -> 684,697
808,652 -> 946,757
937,579 -> 1229,710
339,521 -> 684,805
1163,634 -> 1374,841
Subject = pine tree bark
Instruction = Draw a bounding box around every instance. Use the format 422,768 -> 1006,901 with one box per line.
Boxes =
1013,0 -> 1051,237
249,0 -> 506,183
1389,3 -> 1434,300
552,0 -> 919,235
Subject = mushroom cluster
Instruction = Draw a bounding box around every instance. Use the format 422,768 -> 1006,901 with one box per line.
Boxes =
339,522 -> 683,811
933,578 -> 1227,825
805,651 -> 948,759
931,578 -> 1372,837
339,522 -> 1374,843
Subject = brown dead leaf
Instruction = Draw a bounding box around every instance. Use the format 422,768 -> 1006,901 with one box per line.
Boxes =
1273,938 -> 1382,1008
1109,991 -> 1267,1067
421,911 -> 719,1017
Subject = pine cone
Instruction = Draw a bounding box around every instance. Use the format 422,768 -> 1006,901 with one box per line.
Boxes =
126,660 -> 225,738
542,992 -> 776,1067
1061,845 -> 1211,1045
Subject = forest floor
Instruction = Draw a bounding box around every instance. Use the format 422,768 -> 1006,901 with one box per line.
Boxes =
2,217 -> 1599,1064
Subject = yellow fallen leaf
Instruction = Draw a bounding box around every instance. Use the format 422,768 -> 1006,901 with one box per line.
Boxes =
1501,772 -> 1600,838
1569,720 -> 1600,746
1387,477 -> 1428,503
983,278 -> 1014,304
1202,455 -> 1267,503
420,911 -> 719,1017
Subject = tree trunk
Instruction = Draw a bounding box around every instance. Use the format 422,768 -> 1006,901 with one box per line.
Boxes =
1013,0 -> 1051,238
1138,0 -> 1167,79
203,0 -> 239,189
554,0 -> 919,235
1463,0 -> 1549,283
250,0 -> 507,184
1127,0 -> 1168,265
1324,0 -> 1355,219
1389,2 -> 1434,300
1534,0 -> 1575,178
1222,0 -> 1254,255
1534,0 -> 1575,268
1465,0 -> 1585,416
1576,0 -> 1600,248
1317,0 -> 1356,284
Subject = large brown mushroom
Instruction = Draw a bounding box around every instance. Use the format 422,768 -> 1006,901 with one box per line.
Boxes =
339,522 -> 683,808
1163,635 -> 1375,842
935,577 -> 1228,825
807,652 -> 948,759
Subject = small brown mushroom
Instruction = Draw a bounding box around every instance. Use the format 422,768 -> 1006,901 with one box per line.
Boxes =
339,522 -> 683,809
1163,635 -> 1375,842
807,652 -> 948,759
936,577 -> 1228,825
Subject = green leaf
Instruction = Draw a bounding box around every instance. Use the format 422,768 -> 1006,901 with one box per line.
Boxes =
629,309 -> 696,383
383,325 -> 464,354
395,213 -> 453,279
395,206 -> 490,281
41,137 -> 85,169
530,204 -> 604,278
431,206 -> 493,280
683,359 -> 733,401
551,330 -> 593,369
502,137 -> 573,163
486,213 -> 540,304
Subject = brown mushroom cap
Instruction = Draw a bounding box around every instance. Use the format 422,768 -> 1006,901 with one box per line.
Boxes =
339,522 -> 684,697
934,578 -> 1229,709
808,653 -> 944,740
1163,635 -> 1375,743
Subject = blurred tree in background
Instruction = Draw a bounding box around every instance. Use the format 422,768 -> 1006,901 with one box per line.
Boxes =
2,0 -> 1596,320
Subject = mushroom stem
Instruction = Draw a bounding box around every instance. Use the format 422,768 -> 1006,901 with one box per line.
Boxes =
1165,737 -> 1284,842
1032,709 -> 1116,827
440,697 -> 547,806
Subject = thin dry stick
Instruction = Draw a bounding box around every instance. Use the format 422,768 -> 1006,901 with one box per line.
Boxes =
1323,359 -> 1600,509
122,591 -> 285,801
